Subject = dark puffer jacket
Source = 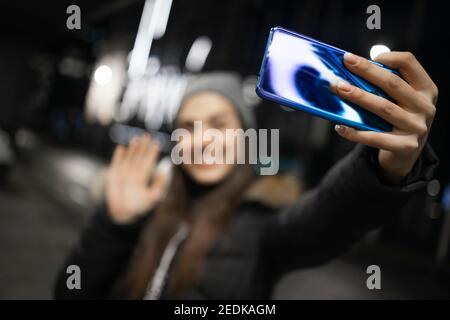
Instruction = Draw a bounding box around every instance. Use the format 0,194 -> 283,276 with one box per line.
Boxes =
54,145 -> 438,299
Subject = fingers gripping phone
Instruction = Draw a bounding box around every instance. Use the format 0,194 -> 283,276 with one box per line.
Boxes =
256,27 -> 399,132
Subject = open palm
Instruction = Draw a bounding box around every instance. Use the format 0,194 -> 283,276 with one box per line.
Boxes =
106,134 -> 167,224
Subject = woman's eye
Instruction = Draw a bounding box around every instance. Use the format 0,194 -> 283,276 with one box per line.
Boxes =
183,123 -> 195,132
211,121 -> 228,129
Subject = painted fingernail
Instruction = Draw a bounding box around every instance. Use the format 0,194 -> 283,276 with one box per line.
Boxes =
344,52 -> 359,65
337,80 -> 353,93
335,124 -> 346,134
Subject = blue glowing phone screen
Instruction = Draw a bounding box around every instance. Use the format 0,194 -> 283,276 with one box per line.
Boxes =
257,28 -> 393,132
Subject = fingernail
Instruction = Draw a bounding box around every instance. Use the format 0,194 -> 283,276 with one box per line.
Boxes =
130,136 -> 139,145
344,52 -> 359,65
337,80 -> 353,93
335,124 -> 346,134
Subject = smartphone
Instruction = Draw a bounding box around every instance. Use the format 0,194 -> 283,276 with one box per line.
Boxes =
256,27 -> 399,132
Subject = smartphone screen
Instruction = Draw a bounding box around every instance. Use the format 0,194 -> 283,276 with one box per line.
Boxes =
256,27 -> 395,132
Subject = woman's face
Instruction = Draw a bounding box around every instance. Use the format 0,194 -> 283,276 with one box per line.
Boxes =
175,91 -> 243,185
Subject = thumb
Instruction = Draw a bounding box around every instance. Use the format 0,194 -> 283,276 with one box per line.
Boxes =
146,159 -> 172,203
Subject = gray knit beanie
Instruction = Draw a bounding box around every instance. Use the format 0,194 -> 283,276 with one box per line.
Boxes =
172,72 -> 256,130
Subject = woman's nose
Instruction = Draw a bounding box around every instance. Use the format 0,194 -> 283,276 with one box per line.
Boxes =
192,126 -> 213,150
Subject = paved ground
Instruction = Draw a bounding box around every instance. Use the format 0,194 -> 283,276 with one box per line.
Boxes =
273,244 -> 450,299
0,165 -> 87,299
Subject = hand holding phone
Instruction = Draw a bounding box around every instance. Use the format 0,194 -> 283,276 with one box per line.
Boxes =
256,27 -> 438,183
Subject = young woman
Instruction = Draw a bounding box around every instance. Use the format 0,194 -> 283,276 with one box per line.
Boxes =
55,52 -> 439,299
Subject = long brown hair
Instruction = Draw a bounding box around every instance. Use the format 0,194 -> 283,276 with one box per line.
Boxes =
116,162 -> 255,299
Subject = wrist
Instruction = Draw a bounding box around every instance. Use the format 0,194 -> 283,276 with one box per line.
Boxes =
377,151 -> 416,185
378,167 -> 407,185
106,204 -> 138,226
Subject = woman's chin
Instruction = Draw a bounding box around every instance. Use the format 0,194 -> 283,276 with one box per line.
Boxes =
185,163 -> 234,185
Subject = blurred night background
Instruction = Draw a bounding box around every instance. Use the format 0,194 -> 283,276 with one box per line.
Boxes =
0,0 -> 449,299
